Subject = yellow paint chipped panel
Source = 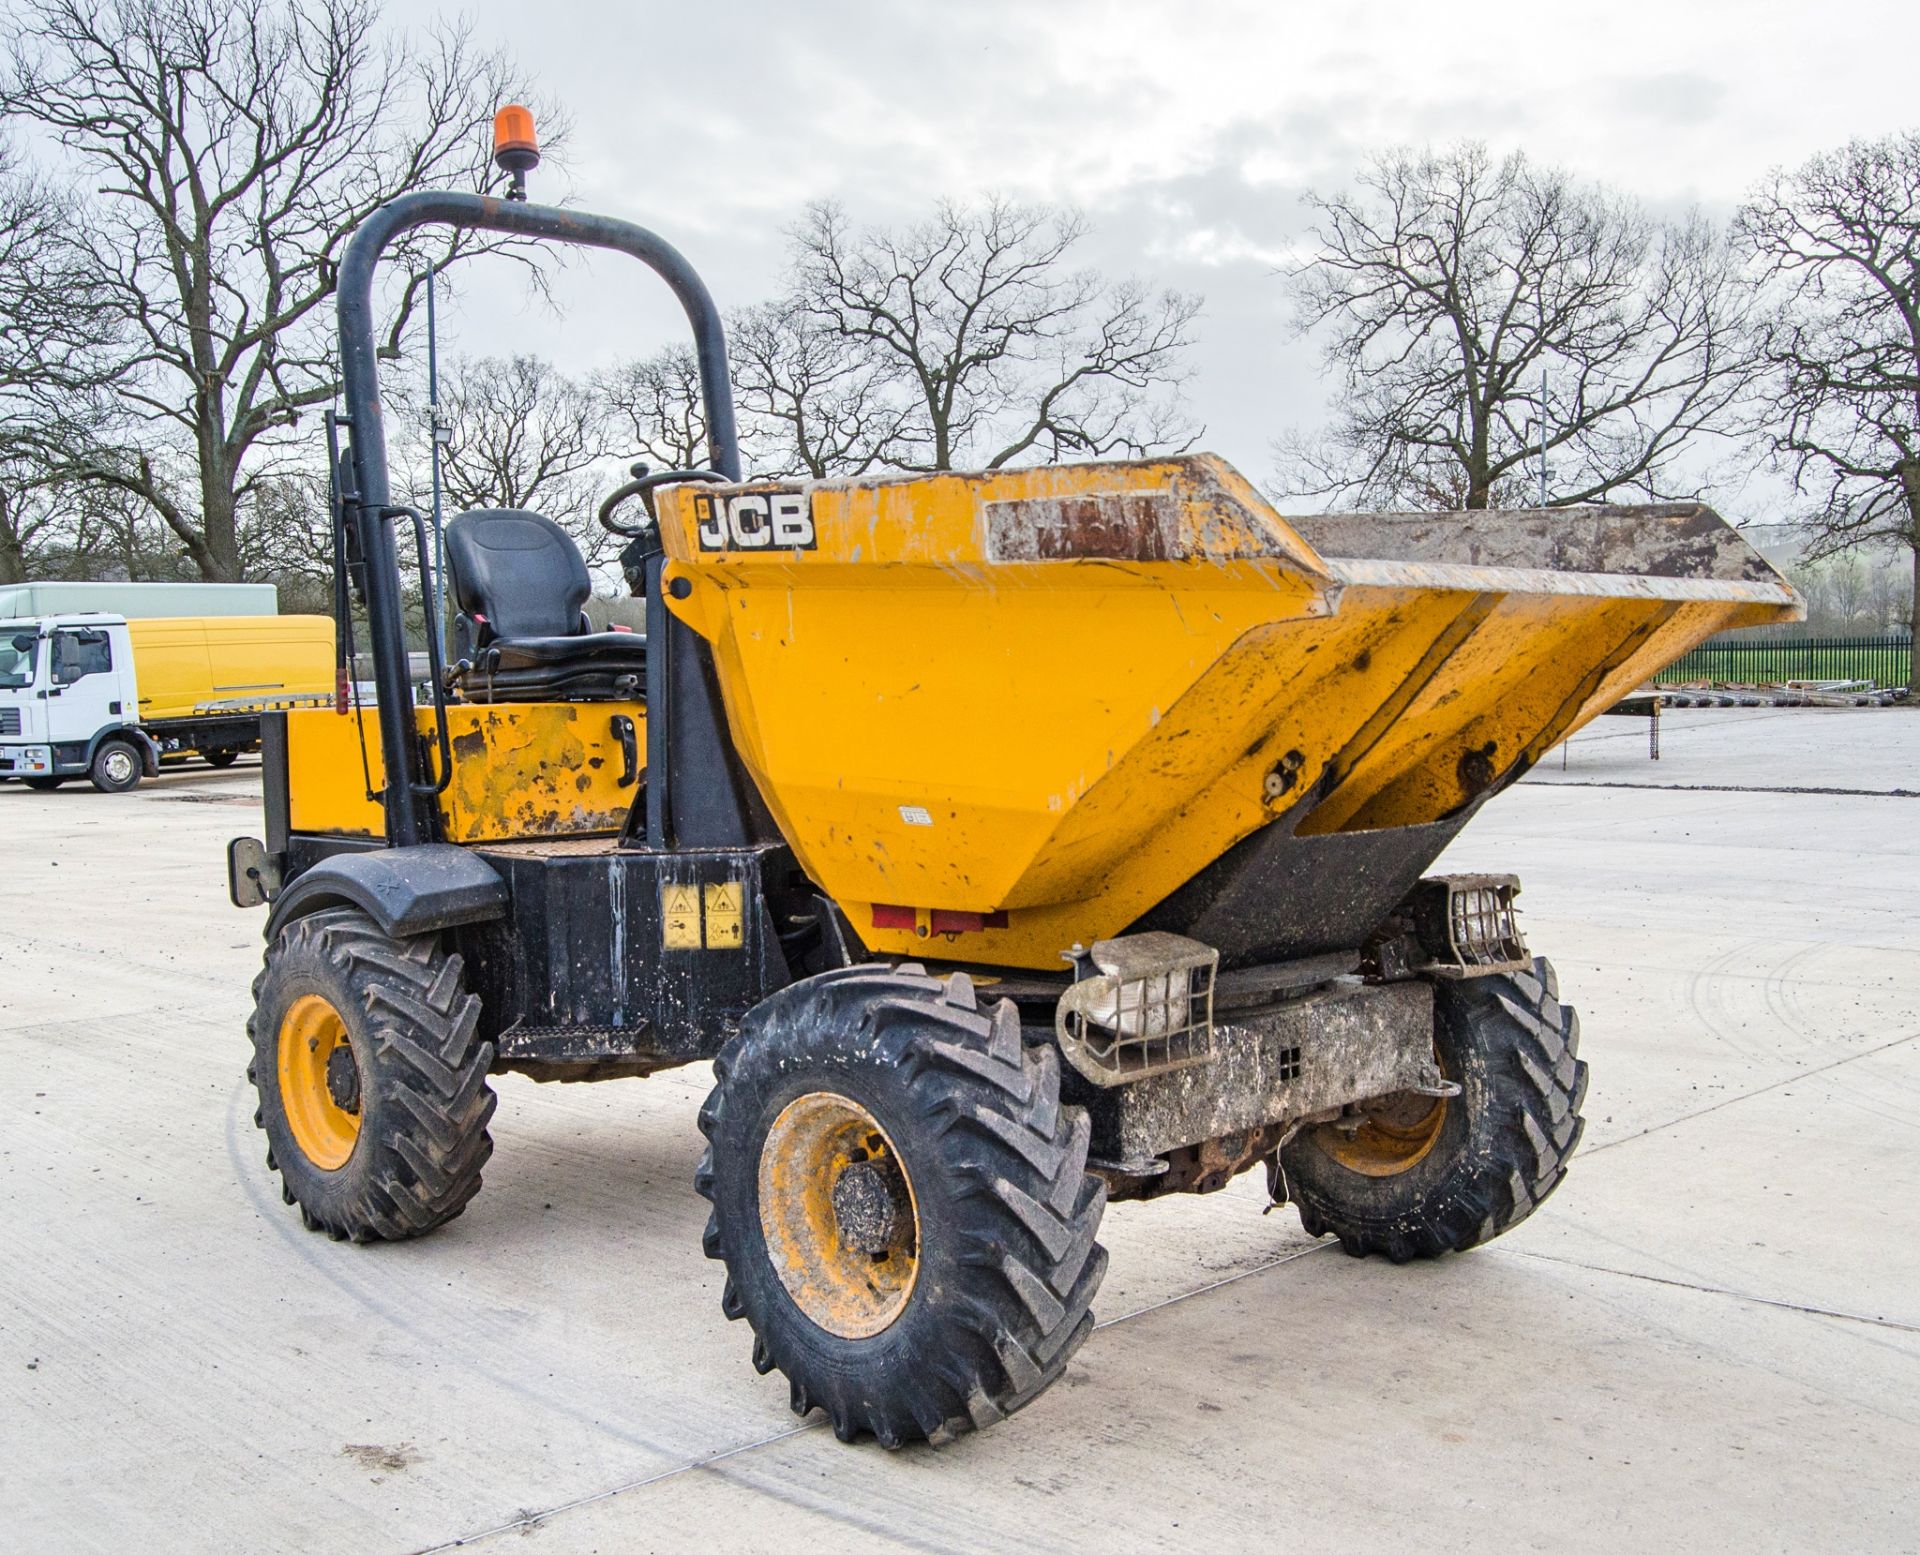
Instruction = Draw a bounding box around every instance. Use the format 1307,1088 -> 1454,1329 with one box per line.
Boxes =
286,701 -> 645,843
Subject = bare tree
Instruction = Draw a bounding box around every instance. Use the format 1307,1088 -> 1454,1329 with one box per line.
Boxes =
729,302 -> 904,479
81,486 -> 192,580
2,0 -> 551,581
0,139 -> 119,582
598,204 -> 1197,485
596,344 -> 714,476
1737,131 -> 1920,676
5,478 -> 192,582
0,473 -> 63,585
791,198 -> 1201,472
599,311 -> 899,483
240,470 -> 335,606
1869,550 -> 1916,634
409,354 -> 613,564
1278,142 -> 1751,511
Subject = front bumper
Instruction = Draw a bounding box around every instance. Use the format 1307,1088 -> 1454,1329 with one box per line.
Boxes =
0,744 -> 54,776
1081,976 -> 1439,1164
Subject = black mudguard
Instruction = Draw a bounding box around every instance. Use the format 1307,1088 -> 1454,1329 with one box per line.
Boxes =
263,843 -> 508,941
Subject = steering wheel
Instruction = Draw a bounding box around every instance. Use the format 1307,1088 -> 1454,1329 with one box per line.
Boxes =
598,462 -> 730,537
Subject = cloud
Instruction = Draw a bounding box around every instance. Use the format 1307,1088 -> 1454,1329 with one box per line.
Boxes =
1603,71 -> 1730,129
385,0 -> 1920,488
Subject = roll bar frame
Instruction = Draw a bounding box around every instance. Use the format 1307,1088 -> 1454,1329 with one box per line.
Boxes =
333,191 -> 742,846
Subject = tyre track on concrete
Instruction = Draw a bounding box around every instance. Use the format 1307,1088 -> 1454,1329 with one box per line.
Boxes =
9,1001 -> 232,1044
235,1102 -> 966,1555
403,1243 -> 1335,1554
235,1076 -> 1307,1555
417,1159 -> 1920,1555
0,924 -> 254,1014
1681,938 -> 1837,1069
1682,936 -> 1774,1067
1491,1248 -> 1920,1434
1760,942 -> 1829,1059
1766,942 -> 1829,1052
404,1423 -> 1023,1555
223,1079 -> 750,1467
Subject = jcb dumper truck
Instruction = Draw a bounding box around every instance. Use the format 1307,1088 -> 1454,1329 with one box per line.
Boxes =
0,609 -> 333,792
225,114 -> 1804,1450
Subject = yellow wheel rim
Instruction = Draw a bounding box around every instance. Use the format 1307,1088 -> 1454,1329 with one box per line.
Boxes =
277,993 -> 362,1171
1318,1088 -> 1448,1178
758,1092 -> 920,1339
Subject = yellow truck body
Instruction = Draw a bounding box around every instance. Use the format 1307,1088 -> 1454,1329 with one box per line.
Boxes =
127,615 -> 334,721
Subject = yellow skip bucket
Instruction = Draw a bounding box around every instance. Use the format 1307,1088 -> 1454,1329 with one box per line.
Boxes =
658,456 -> 1799,970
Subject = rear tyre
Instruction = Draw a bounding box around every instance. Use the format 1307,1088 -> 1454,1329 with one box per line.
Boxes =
202,747 -> 243,769
248,907 -> 496,1241
23,775 -> 65,790
697,966 -> 1108,1447
88,739 -> 142,793
1278,956 -> 1586,1261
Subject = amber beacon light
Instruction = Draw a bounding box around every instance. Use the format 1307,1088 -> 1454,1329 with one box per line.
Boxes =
492,105 -> 540,199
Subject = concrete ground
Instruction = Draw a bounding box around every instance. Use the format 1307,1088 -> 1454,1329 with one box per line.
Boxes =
3,709 -> 1917,1554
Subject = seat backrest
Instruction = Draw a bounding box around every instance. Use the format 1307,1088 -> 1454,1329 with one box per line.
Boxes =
445,510 -> 591,642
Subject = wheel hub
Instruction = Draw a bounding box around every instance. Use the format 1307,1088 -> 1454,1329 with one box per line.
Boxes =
325,1044 -> 362,1113
758,1092 -> 921,1339
1319,1067 -> 1449,1178
831,1159 -> 904,1255
276,993 -> 363,1171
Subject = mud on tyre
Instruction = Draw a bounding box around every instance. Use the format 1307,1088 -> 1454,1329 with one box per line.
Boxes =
1278,956 -> 1586,1262
696,965 -> 1108,1447
248,906 -> 496,1241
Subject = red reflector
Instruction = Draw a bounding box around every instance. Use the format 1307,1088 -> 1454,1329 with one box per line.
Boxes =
871,904 -> 917,930
929,909 -> 1009,935
334,668 -> 350,715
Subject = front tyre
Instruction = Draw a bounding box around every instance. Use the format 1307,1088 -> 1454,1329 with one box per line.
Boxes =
248,907 -> 496,1241
88,738 -> 142,793
697,966 -> 1108,1447
1278,957 -> 1586,1262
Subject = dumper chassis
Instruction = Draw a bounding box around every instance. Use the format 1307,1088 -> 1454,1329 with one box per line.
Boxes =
228,128 -> 1802,1447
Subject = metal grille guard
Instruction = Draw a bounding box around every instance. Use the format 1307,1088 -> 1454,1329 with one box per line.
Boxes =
1055,932 -> 1219,1087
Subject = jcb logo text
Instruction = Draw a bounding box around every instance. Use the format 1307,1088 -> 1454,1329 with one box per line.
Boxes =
694,490 -> 817,551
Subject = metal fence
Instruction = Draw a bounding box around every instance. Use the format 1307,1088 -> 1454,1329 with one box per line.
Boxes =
1656,633 -> 1915,690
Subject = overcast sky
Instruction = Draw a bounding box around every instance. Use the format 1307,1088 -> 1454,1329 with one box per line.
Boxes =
394,0 -> 1920,517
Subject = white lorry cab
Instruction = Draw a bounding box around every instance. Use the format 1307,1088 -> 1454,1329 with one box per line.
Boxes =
1,615 -> 154,790
0,590 -> 334,793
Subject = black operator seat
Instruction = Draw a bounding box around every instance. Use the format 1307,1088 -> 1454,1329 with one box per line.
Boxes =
443,509 -> 648,703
